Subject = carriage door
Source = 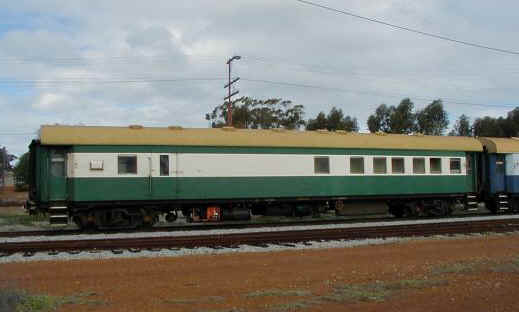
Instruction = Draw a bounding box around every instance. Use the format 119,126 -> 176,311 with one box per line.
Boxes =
491,154 -> 506,194
48,148 -> 68,201
150,153 -> 177,200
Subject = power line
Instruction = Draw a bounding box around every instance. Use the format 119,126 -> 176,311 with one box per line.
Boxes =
241,78 -> 517,109
0,78 -> 224,85
293,0 -> 519,56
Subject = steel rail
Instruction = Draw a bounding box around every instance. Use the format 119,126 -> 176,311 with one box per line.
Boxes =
0,212 -> 498,238
1,219 -> 518,254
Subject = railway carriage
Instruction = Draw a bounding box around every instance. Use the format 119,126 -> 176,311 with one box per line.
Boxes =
26,125 -> 482,229
478,137 -> 519,212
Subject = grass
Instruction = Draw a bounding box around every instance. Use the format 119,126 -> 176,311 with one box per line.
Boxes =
0,214 -> 47,226
322,279 -> 448,303
245,289 -> 311,298
431,261 -> 482,275
0,288 -> 105,312
266,300 -> 312,311
163,296 -> 225,305
490,257 -> 519,273
431,257 -> 519,276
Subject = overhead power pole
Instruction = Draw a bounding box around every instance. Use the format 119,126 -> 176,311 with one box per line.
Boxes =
224,55 -> 241,126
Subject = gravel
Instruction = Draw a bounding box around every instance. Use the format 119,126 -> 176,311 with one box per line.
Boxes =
1,215 -> 519,264
2,231 -> 517,264
2,214 -> 519,244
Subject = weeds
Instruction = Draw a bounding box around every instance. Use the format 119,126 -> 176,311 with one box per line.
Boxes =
0,288 -> 105,312
164,296 -> 225,305
322,279 -> 448,303
245,289 -> 311,298
0,214 -> 47,226
431,261 -> 481,275
432,258 -> 519,275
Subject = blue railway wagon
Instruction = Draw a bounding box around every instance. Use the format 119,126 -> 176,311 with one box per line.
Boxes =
478,137 -> 519,212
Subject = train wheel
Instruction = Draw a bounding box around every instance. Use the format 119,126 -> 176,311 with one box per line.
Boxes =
389,205 -> 406,218
485,200 -> 498,214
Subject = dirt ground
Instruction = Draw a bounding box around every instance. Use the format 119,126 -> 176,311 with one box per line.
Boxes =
0,188 -> 27,201
1,234 -> 519,312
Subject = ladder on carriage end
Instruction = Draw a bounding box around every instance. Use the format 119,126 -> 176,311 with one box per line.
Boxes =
496,194 -> 510,212
465,194 -> 479,212
48,206 -> 69,226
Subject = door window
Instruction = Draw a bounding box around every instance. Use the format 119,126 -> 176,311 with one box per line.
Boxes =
50,152 -> 65,177
160,155 -> 169,176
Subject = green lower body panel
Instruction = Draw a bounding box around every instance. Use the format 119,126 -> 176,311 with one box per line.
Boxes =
68,176 -> 471,202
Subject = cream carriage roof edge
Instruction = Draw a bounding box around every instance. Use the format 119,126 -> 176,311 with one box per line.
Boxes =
38,125 -> 483,151
478,137 -> 519,153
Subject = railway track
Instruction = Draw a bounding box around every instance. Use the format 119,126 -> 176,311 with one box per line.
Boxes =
1,218 -> 518,255
0,212 -> 500,238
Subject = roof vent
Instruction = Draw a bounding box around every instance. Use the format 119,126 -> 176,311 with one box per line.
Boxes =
317,129 -> 329,134
129,125 -> 143,129
221,126 -> 236,131
335,130 -> 349,134
168,126 -> 183,130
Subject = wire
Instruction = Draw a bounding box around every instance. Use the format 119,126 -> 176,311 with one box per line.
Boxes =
293,0 -> 519,56
241,78 -> 517,108
0,78 -> 224,85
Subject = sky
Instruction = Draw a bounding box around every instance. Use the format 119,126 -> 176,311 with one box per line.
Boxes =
1,0 -> 519,157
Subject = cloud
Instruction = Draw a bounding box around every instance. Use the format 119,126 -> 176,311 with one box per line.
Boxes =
1,0 -> 519,155
32,92 -> 68,110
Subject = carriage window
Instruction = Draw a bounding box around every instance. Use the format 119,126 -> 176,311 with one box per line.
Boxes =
118,156 -> 137,174
496,155 -> 505,174
391,158 -> 404,174
413,158 -> 425,174
160,155 -> 169,176
430,158 -> 442,174
450,158 -> 461,174
350,157 -> 364,174
314,157 -> 330,174
373,157 -> 387,174
50,152 -> 65,177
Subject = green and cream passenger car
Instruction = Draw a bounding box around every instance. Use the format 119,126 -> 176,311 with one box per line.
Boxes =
26,125 -> 482,228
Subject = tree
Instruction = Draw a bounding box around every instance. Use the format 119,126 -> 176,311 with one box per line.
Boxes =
473,116 -> 506,137
449,114 -> 472,136
306,107 -> 359,132
367,104 -> 392,133
367,99 -> 415,134
342,115 -> 359,132
205,97 -> 305,129
13,152 -> 30,185
415,99 -> 449,135
506,107 -> 519,136
306,112 -> 328,130
0,146 -> 17,187
389,98 -> 415,134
